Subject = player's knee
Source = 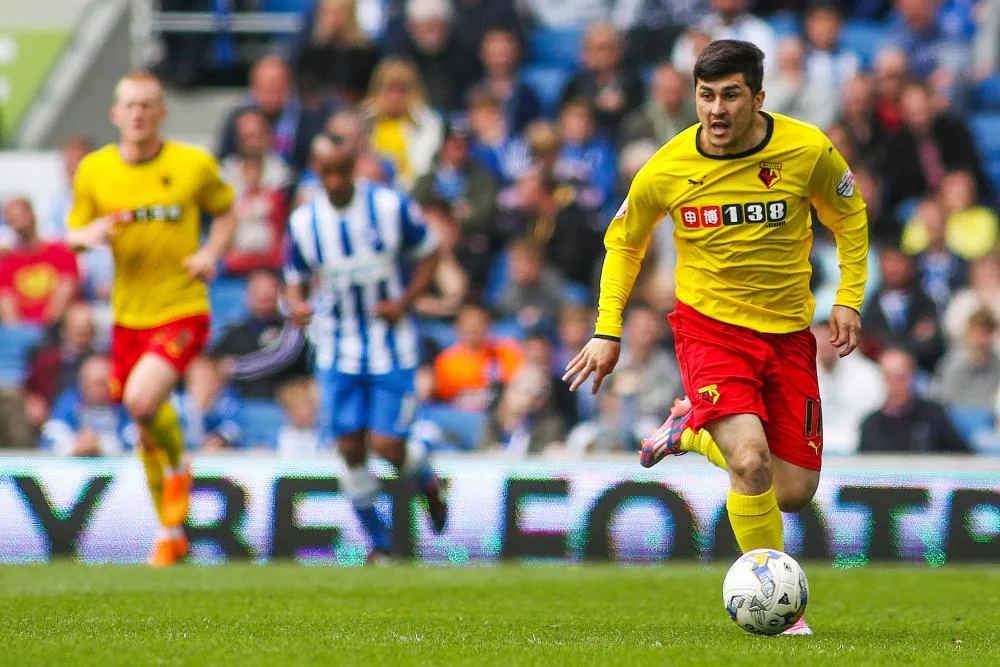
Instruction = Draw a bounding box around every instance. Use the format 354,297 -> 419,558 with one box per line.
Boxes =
775,478 -> 819,513
370,435 -> 405,467
123,392 -> 159,424
725,440 -> 772,491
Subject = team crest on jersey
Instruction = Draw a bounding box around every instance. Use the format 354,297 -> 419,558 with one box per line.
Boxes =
836,168 -> 856,198
758,162 -> 782,189
613,199 -> 628,219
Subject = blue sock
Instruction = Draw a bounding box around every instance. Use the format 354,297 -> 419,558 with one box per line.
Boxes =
352,503 -> 392,552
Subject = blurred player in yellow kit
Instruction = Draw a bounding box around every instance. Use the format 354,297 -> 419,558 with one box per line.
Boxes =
67,72 -> 236,566
564,41 -> 869,635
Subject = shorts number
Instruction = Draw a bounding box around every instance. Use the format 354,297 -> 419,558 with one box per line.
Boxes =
804,398 -> 822,437
745,203 -> 765,223
768,201 -> 787,222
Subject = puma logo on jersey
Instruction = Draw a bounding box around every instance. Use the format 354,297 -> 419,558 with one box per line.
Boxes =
688,178 -> 704,186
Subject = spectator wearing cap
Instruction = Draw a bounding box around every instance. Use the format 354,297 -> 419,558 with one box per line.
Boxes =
217,57 -> 328,173
468,90 -> 532,187
559,22 -> 645,138
0,198 -> 79,327
933,308 -> 1000,412
495,237 -> 565,332
859,346 -> 969,453
363,58 -> 444,189
290,0 -> 380,106
474,27 -> 541,135
619,64 -> 696,148
812,319 -> 886,455
392,0 -> 482,112
412,118 -> 499,235
554,99 -> 616,212
496,169 -> 604,288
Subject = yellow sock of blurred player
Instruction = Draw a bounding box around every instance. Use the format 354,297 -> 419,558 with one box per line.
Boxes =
727,486 -> 784,553
680,428 -> 728,469
138,437 -> 166,523
146,401 -> 184,471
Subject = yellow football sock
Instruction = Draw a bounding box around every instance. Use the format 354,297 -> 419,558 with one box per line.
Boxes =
680,428 -> 728,469
146,401 -> 185,471
726,486 -> 784,553
138,439 -> 166,523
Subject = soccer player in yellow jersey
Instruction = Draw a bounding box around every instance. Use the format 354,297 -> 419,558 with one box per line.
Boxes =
66,72 -> 237,567
563,40 -> 869,635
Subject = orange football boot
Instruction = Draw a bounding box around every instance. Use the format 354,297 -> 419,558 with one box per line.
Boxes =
162,458 -> 192,528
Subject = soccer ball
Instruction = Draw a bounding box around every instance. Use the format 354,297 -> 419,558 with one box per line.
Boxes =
722,549 -> 808,635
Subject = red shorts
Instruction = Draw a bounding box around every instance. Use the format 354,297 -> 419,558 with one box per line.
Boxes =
109,314 -> 210,402
668,301 -> 823,471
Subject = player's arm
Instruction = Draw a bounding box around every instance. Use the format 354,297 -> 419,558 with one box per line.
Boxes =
185,153 -> 238,281
809,140 -> 870,357
65,157 -> 113,252
282,217 -> 314,328
563,167 -> 663,393
376,198 -> 441,324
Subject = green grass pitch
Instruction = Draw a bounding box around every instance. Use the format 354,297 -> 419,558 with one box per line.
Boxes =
3,563 -> 998,666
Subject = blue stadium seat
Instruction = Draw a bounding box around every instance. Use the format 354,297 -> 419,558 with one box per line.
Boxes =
768,11 -> 801,37
987,160 -> 1000,196
971,114 -> 1000,162
839,20 -> 888,68
527,27 -> 584,69
562,282 -> 592,306
491,319 -> 526,341
0,325 -> 44,386
975,75 -> 1000,111
418,403 -> 486,450
895,197 -> 919,223
521,65 -> 571,117
418,318 -> 458,352
240,398 -> 285,448
947,406 -> 994,445
210,277 -> 249,342
485,251 -> 509,306
260,0 -> 313,12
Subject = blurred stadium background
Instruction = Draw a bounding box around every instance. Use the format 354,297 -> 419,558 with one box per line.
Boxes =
1,0 -> 1000,566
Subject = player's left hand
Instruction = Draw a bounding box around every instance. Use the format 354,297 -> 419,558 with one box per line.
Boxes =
184,249 -> 218,283
374,300 -> 405,324
829,305 -> 861,358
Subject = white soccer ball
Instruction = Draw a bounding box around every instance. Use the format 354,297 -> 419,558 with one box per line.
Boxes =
722,549 -> 808,635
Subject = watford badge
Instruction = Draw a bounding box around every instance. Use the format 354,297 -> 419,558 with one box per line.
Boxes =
758,161 -> 782,189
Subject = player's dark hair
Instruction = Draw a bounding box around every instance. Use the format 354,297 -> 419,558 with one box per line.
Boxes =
693,40 -> 765,96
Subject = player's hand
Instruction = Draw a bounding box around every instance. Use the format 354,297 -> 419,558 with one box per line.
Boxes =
562,337 -> 621,394
374,300 -> 405,325
183,249 -> 218,283
77,217 -> 115,248
289,301 -> 313,328
829,305 -> 861,358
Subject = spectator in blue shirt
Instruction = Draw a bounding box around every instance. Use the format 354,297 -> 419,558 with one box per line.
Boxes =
468,90 -> 532,186
555,99 -> 616,212
174,357 -> 242,452
888,0 -> 969,88
42,355 -> 131,457
474,27 -> 541,133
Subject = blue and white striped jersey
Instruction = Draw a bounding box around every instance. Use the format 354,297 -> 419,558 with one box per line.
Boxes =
284,180 -> 439,375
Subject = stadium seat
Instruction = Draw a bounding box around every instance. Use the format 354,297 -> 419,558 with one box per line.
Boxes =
485,251 -> 509,307
987,160 -> 1000,197
895,197 -> 919,223
418,318 -> 458,352
947,406 -> 995,446
527,27 -> 584,69
260,0 -> 313,12
0,325 -> 44,387
210,276 -> 249,342
562,282 -> 592,306
974,75 -> 1000,111
839,20 -> 888,68
521,65 -> 571,117
240,398 -> 285,448
418,403 -> 486,450
491,319 -> 526,341
768,11 -> 802,37
970,114 -> 1000,160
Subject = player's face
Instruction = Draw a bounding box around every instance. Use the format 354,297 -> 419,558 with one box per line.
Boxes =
318,152 -> 357,207
112,81 -> 165,144
695,75 -> 764,152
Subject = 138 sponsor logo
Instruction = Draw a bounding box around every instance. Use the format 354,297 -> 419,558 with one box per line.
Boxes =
680,200 -> 788,229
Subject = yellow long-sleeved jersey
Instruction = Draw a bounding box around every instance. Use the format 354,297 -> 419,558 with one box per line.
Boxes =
596,112 -> 869,339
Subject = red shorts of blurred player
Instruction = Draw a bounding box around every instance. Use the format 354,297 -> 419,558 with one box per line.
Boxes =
109,314 -> 210,403
668,301 -> 823,471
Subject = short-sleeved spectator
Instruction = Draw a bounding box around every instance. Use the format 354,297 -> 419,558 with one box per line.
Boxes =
0,198 -> 79,327
933,308 -> 1000,411
858,347 -> 969,453
290,0 -> 381,106
813,320 -> 886,455
475,27 -> 541,134
363,58 -> 444,189
619,64 -> 697,148
22,302 -> 97,431
212,271 -> 312,399
433,304 -> 522,410
560,23 -> 645,138
411,119 -> 499,235
861,245 -> 945,373
885,82 -> 991,210
216,57 -> 328,173
42,355 -> 131,457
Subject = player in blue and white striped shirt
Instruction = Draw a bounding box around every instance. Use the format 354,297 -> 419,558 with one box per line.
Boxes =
284,133 -> 447,560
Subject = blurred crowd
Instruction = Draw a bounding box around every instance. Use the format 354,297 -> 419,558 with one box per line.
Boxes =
1,0 -> 1000,458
